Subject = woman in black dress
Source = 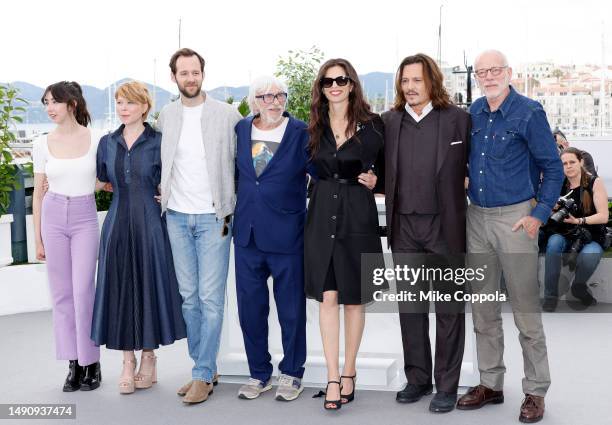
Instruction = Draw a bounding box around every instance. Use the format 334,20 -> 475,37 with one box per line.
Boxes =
305,58 -> 384,410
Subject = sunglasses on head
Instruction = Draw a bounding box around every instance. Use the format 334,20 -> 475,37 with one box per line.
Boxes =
320,76 -> 352,88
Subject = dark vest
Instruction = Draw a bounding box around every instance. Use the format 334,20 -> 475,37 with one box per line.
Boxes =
396,109 -> 440,214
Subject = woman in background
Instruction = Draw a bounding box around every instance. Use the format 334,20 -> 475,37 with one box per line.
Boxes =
542,147 -> 609,312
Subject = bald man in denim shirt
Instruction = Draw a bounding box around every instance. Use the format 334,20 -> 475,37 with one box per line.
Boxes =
456,50 -> 563,424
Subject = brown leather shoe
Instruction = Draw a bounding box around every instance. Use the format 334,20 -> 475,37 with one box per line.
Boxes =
177,374 -> 219,396
456,385 -> 504,410
519,394 -> 545,423
182,380 -> 213,404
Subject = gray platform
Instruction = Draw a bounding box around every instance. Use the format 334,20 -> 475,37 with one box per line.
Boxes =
1,311 -> 611,425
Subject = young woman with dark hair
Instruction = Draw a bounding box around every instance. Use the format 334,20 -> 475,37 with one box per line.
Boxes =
305,58 -> 385,410
33,81 -> 104,392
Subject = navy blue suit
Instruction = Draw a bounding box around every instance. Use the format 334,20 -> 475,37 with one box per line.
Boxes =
233,112 -> 312,382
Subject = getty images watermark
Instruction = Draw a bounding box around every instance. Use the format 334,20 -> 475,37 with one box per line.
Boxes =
370,263 -> 506,303
359,253 -> 516,313
360,253 -> 611,314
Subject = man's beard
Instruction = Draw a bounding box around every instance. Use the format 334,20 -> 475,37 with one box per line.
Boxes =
178,83 -> 202,99
260,111 -> 285,125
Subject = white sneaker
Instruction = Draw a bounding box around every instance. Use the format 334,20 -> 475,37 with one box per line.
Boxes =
275,374 -> 304,401
238,378 -> 272,400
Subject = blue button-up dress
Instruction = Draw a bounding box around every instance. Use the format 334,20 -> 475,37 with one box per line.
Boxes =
91,123 -> 186,350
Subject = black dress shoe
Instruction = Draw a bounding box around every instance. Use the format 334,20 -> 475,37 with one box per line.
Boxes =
396,383 -> 433,403
80,362 -> 102,391
429,391 -> 457,413
63,360 -> 82,392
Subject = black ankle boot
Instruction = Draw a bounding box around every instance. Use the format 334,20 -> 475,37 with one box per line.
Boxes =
63,360 -> 82,392
80,362 -> 102,391
571,283 -> 597,306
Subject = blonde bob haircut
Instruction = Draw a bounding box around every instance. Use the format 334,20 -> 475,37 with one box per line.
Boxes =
115,81 -> 153,119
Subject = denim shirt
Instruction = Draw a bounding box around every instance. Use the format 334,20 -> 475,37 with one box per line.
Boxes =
467,86 -> 563,224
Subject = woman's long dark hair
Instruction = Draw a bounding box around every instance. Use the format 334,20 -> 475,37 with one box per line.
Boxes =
561,147 -> 594,214
308,58 -> 374,155
41,81 -> 91,127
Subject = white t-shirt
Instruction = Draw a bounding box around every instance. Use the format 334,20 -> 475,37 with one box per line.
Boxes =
251,117 -> 288,177
32,130 -> 101,197
168,104 -> 215,214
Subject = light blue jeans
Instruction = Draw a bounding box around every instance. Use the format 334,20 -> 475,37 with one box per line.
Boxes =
166,209 -> 232,382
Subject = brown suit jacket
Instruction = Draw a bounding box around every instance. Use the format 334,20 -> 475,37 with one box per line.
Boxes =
381,105 -> 471,253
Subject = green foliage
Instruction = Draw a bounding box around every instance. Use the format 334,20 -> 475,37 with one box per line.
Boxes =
21,162 -> 33,177
227,95 -> 250,117
237,97 -> 250,117
275,46 -> 324,123
95,190 -> 113,212
551,69 -> 564,79
0,84 -> 27,217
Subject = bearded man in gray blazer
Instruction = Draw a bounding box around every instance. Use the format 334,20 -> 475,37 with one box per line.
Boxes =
157,48 -> 242,404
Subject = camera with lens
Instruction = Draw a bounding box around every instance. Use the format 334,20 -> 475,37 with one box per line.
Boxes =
563,226 -> 593,271
567,226 -> 592,254
550,193 -> 578,223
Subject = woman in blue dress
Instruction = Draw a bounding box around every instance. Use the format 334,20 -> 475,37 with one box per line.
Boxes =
91,81 -> 186,394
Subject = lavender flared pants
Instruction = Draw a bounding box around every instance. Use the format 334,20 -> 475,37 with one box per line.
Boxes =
41,192 -> 100,366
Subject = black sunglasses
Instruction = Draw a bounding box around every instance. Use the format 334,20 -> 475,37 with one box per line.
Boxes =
320,76 -> 352,88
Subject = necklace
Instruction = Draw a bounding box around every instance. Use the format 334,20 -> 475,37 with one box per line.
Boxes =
331,121 -> 347,145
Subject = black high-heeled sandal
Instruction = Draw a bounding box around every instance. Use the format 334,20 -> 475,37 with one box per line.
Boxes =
313,381 -> 342,410
340,375 -> 356,404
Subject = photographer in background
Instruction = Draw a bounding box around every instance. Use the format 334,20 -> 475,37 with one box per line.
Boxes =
542,147 -> 609,312
553,129 -> 597,177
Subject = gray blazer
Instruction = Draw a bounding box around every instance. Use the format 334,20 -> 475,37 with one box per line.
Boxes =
157,92 -> 242,219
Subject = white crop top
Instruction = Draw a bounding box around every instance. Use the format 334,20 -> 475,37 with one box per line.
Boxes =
32,131 -> 102,197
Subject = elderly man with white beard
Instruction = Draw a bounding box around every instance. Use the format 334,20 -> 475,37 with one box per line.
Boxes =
233,76 -> 315,402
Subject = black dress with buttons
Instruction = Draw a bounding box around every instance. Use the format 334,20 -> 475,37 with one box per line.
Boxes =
304,115 -> 386,305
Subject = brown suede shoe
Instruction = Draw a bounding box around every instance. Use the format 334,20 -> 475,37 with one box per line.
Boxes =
177,375 -> 219,396
519,394 -> 545,423
182,380 -> 213,404
177,381 -> 193,397
456,385 -> 504,410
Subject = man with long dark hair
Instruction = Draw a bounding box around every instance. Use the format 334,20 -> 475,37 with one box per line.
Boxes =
382,53 -> 470,413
